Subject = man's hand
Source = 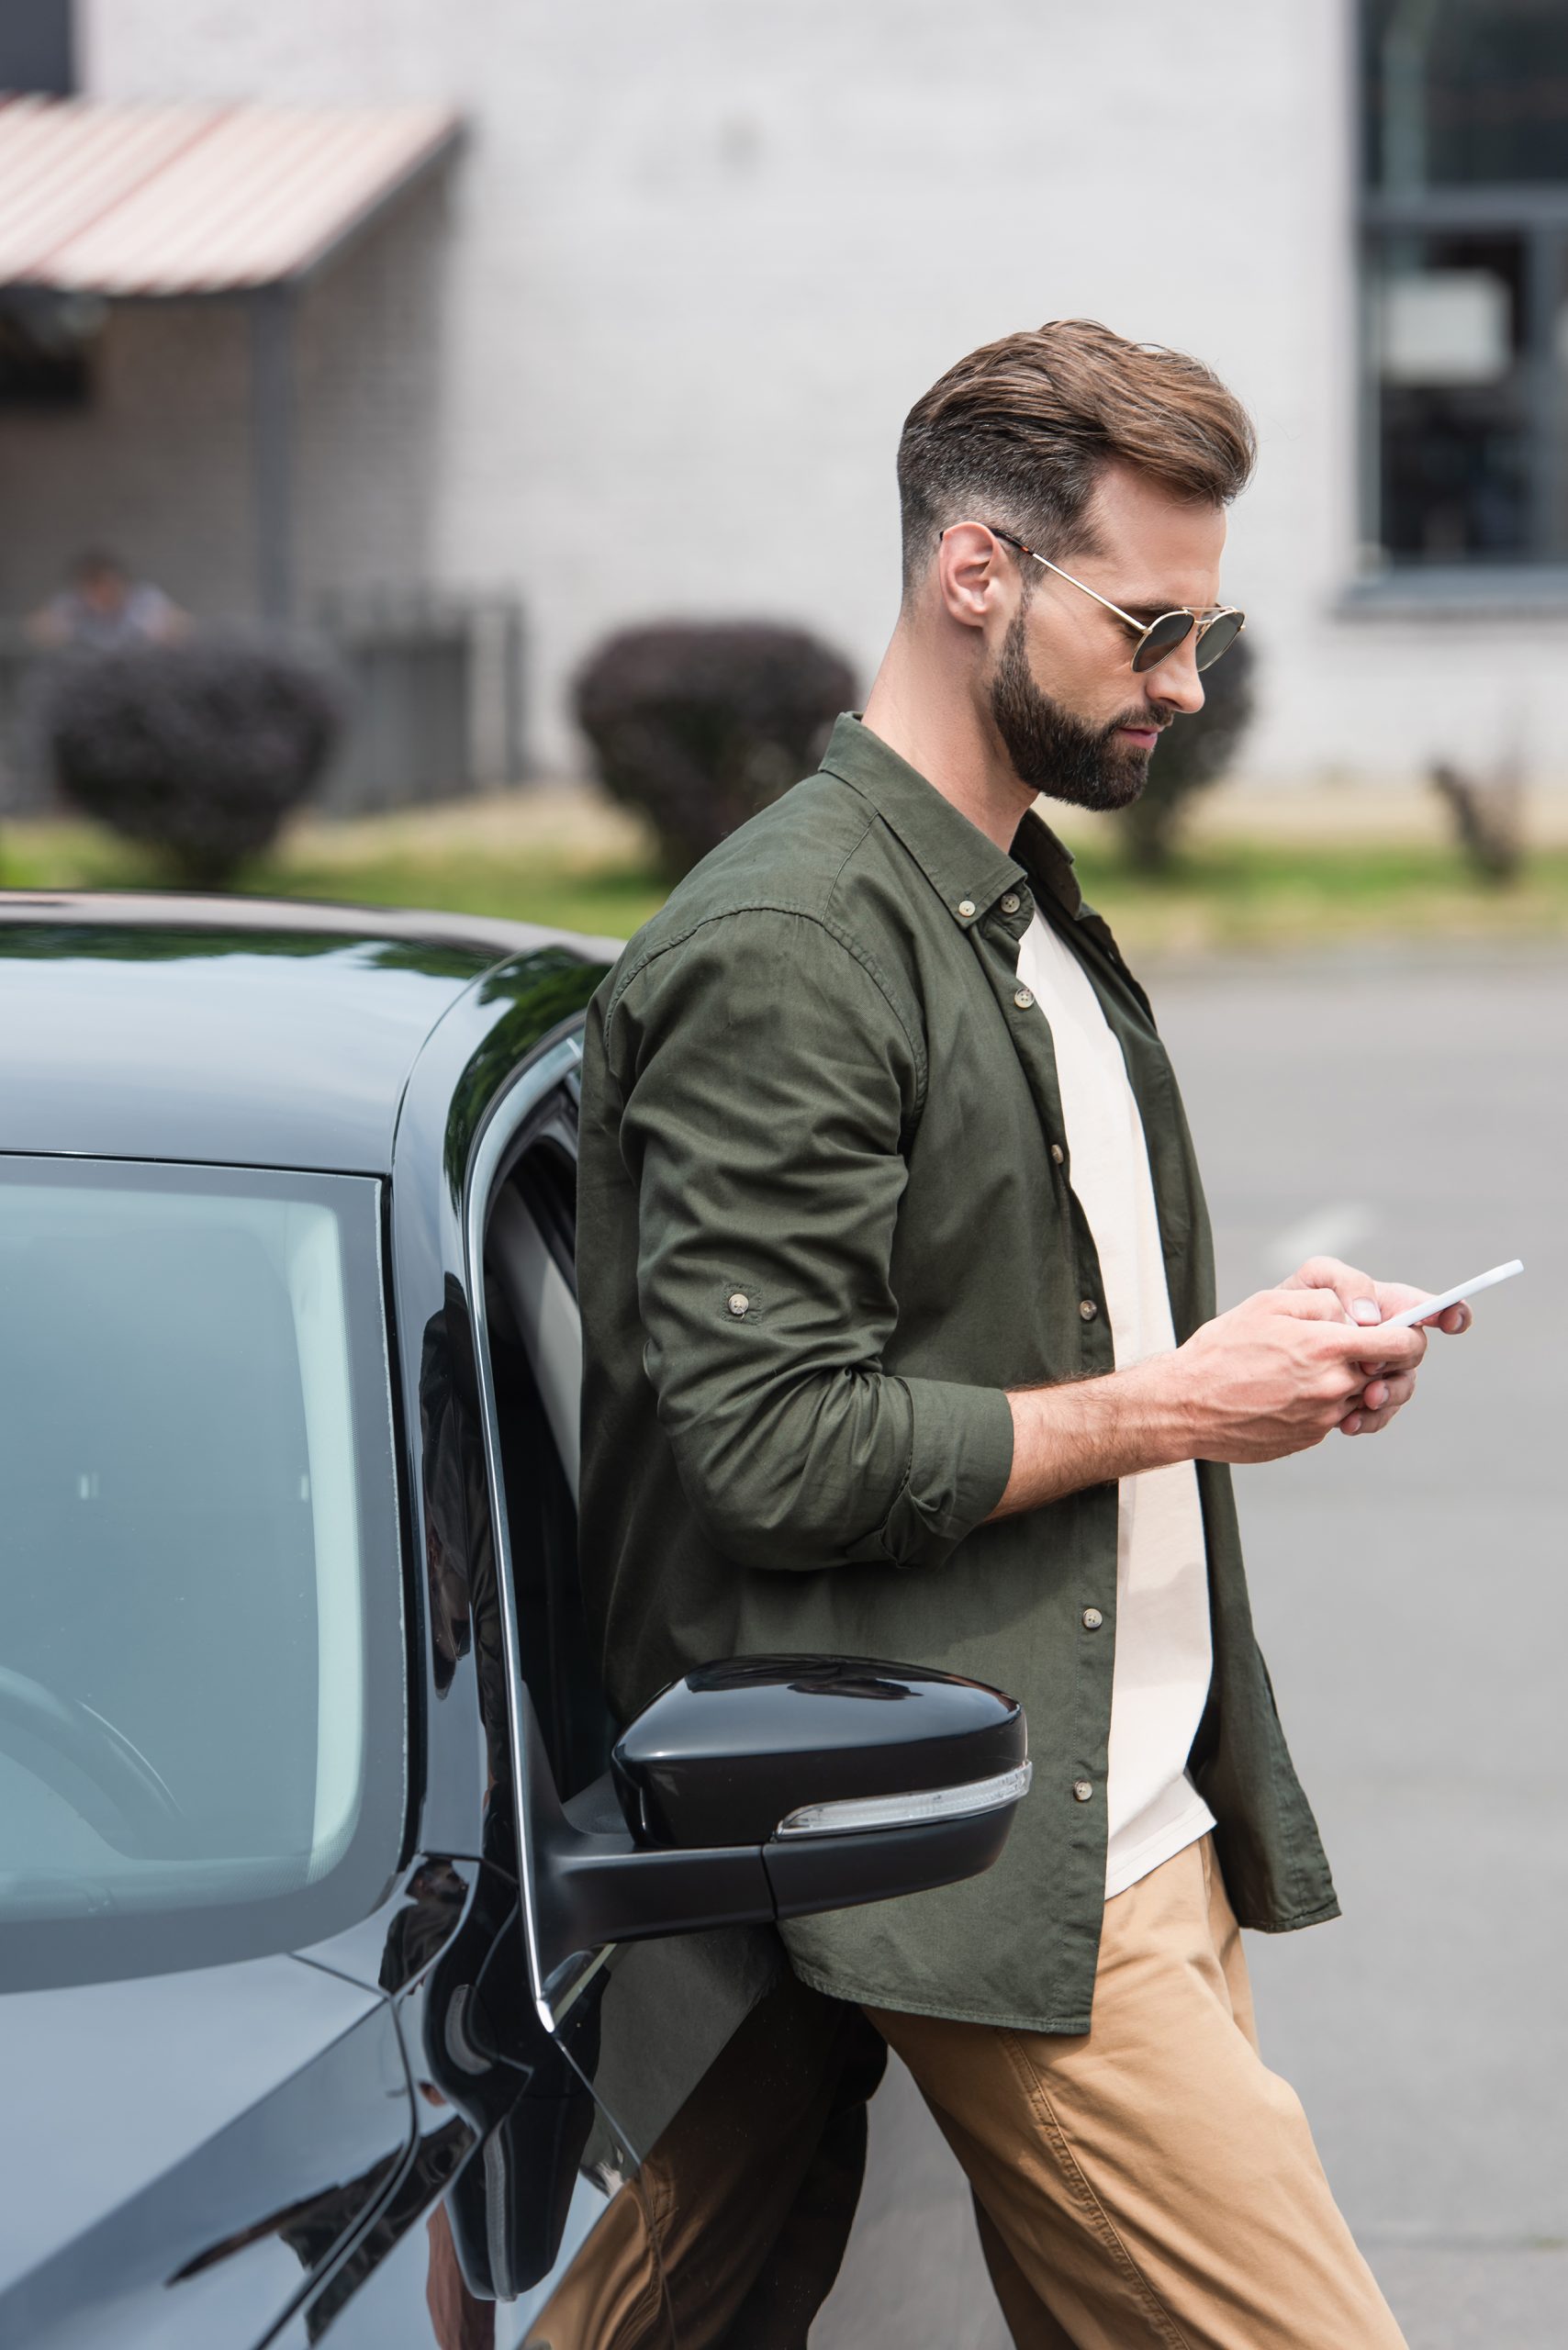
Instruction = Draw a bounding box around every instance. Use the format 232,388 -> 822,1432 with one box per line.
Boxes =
1278,1254 -> 1472,1437
990,1263 -> 1462,1519
991,1287 -> 1431,1516
1161,1284 -> 1429,1462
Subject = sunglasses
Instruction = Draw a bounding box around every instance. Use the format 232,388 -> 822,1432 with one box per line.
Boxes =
979,525 -> 1246,674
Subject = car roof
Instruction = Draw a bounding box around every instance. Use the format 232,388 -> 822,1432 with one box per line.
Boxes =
0,891 -> 622,1174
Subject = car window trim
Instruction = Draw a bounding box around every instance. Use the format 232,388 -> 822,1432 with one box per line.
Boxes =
462,1030 -> 588,2031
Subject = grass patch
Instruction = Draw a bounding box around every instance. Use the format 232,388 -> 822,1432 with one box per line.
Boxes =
0,818 -> 673,942
1059,837 -> 1568,955
255,847 -> 671,941
6,810 -> 1568,957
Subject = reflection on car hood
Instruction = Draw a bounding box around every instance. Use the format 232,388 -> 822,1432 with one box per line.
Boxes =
0,1953 -> 382,2304
0,930 -> 497,1173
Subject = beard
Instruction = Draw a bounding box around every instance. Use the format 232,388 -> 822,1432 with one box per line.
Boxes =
988,605 -> 1164,812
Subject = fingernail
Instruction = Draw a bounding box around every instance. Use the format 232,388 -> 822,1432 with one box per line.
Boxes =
1351,1299 -> 1381,1325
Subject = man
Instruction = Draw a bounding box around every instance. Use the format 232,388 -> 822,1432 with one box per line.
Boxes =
577,319 -> 1468,2347
27,549 -> 186,651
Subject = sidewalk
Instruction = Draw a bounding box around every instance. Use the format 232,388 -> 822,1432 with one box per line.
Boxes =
282,774 -> 1568,867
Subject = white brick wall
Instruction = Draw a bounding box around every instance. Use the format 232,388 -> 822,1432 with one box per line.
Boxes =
17,0 -> 1560,781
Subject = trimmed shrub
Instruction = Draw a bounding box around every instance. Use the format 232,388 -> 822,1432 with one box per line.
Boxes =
573,621 -> 856,880
44,632 -> 344,889
1116,632 -> 1255,874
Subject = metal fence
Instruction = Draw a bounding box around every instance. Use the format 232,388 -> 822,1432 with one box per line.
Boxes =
0,590 -> 528,818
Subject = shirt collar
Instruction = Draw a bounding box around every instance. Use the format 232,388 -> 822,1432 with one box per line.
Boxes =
820,713 -> 1084,928
1012,805 -> 1085,922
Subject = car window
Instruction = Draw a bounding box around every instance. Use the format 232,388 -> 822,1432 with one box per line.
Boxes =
0,1158 -> 406,1991
483,1112 -> 614,1801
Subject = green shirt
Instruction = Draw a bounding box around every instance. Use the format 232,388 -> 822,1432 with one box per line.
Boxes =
577,714 -> 1338,2033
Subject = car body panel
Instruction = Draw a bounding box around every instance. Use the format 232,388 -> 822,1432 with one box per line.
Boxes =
0,927 -> 493,1172
0,890 -> 627,968
0,893 -> 625,1176
0,1955 -> 409,2347
265,2170 -> 633,2350
286,1849 -> 616,2345
286,1859 -> 631,2350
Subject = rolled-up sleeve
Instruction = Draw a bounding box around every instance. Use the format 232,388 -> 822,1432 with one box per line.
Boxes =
605,909 -> 1015,1572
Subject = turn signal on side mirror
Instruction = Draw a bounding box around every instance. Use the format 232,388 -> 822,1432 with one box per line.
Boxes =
775,1760 -> 1034,1840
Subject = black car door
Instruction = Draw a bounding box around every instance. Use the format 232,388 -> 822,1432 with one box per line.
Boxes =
470,1046 -> 893,2350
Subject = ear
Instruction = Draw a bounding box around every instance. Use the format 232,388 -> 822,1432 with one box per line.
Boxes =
935,522 -> 1015,633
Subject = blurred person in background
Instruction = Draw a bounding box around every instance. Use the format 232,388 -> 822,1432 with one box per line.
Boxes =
578,320 -> 1469,2348
27,548 -> 187,652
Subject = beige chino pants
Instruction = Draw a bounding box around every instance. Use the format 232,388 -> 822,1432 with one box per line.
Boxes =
866,1835 -> 1407,2350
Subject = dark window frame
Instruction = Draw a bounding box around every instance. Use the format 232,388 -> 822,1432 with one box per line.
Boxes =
0,0 -> 74,96
481,1089 -> 613,1805
1355,4 -> 1568,590
0,296 -> 97,412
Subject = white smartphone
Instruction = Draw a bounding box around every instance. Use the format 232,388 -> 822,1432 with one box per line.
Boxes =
1379,1259 -> 1524,1330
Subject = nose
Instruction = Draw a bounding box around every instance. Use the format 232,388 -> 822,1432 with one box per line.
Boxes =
1140,632 -> 1205,717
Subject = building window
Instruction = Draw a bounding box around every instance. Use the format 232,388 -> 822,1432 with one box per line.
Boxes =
1361,1 -> 1568,570
0,0 -> 74,95
0,297 -> 99,410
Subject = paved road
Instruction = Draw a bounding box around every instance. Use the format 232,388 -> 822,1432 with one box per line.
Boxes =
816,948 -> 1568,2348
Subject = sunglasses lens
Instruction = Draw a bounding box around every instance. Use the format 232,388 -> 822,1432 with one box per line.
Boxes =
1131,612 -> 1195,673
1194,612 -> 1244,672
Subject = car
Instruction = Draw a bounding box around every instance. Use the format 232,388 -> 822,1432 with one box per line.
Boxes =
0,890 -> 1031,2349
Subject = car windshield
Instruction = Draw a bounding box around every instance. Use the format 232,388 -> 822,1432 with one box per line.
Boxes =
0,1159 -> 405,1988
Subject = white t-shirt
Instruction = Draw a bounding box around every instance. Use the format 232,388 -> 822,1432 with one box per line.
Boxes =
1014,912 -> 1216,1900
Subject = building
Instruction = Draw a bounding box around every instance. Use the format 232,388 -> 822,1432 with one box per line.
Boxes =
2,0 -> 1566,786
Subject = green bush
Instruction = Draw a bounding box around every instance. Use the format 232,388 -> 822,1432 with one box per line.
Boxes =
573,621 -> 856,880
1116,632 -> 1254,873
43,631 -> 344,890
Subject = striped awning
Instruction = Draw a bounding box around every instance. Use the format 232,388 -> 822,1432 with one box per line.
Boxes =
0,95 -> 461,297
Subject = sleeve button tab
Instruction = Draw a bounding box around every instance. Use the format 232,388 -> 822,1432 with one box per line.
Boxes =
727,1292 -> 751,1317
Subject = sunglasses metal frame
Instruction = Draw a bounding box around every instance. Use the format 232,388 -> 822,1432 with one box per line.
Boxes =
956,523 -> 1246,674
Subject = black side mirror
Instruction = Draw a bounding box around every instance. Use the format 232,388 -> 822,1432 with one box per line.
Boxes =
522,1655 -> 1030,2006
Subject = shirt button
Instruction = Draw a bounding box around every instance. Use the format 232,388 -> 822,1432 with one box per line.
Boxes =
1081,1606 -> 1103,1630
1014,987 -> 1034,1009
1072,1780 -> 1094,1803
958,900 -> 976,919
1050,1144 -> 1064,1166
1000,892 -> 1021,915
1079,1299 -> 1098,1322
727,1292 -> 750,1317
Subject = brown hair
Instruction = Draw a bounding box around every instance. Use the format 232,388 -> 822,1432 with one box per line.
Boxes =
896,319 -> 1255,596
